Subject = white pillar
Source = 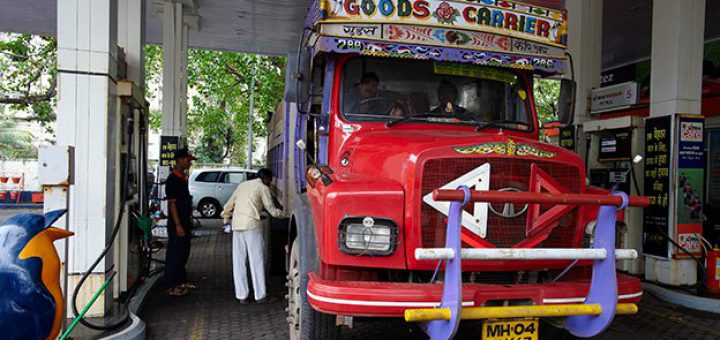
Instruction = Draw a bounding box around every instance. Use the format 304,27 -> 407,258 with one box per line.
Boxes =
565,0 -> 602,193
117,0 -> 146,299
645,0 -> 706,285
566,0 -> 603,124
118,0 -> 145,86
650,0 -> 706,117
56,0 -> 119,316
179,22 -> 189,137
161,0 -> 188,140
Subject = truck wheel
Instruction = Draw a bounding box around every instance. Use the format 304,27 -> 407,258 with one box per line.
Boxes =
198,199 -> 220,218
287,238 -> 340,340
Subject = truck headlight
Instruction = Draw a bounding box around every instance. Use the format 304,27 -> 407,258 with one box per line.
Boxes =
338,217 -> 398,256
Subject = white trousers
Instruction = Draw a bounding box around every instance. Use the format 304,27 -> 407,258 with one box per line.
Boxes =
232,228 -> 266,301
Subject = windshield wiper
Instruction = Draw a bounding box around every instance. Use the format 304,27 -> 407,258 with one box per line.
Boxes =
385,113 -> 436,127
473,119 -> 521,131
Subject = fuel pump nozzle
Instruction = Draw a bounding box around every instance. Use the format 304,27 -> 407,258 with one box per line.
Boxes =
613,155 -> 643,193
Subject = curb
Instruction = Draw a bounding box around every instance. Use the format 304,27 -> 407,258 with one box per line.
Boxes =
99,270 -> 163,340
0,204 -> 43,209
643,282 -> 720,314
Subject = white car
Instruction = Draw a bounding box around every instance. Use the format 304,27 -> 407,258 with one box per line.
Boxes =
189,168 -> 257,218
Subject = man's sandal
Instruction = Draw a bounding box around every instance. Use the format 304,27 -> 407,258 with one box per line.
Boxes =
167,286 -> 189,296
181,283 -> 198,290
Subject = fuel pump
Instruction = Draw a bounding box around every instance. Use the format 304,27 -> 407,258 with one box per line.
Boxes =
68,80 -> 158,332
582,119 -> 645,274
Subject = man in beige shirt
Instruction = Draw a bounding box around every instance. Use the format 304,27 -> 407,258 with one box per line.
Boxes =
221,168 -> 285,304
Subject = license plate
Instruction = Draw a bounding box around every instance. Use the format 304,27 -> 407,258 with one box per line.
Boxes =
482,319 -> 539,340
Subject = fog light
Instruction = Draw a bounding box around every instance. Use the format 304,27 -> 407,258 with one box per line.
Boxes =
339,217 -> 398,256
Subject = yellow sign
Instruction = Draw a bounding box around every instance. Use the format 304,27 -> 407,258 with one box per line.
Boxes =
434,62 -> 517,83
482,319 -> 539,340
453,139 -> 557,158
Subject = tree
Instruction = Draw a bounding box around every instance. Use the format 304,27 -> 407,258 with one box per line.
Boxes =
0,33 -> 57,132
0,118 -> 37,159
145,46 -> 285,164
533,77 -> 560,125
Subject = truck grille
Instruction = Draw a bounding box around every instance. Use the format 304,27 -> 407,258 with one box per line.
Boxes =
420,158 -> 582,248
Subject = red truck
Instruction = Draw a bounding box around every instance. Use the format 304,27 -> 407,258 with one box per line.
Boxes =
266,0 -> 648,339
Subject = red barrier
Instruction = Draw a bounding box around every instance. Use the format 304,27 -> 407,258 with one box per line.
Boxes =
433,190 -> 650,208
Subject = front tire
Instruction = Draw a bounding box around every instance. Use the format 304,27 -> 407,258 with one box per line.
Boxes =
198,199 -> 220,218
287,237 -> 340,340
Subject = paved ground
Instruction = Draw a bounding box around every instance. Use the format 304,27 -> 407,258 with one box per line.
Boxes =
140,220 -> 720,340
0,207 -> 43,222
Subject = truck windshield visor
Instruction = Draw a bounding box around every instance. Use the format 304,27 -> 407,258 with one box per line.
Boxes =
341,57 -> 533,131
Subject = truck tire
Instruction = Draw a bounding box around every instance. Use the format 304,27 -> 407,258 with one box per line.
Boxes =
288,237 -> 340,340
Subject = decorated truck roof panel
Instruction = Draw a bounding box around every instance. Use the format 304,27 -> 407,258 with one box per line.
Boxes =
306,0 -> 568,74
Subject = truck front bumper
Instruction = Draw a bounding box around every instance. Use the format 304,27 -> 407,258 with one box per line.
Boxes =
307,272 -> 642,317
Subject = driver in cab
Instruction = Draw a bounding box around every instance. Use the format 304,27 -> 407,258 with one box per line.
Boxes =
348,72 -> 403,116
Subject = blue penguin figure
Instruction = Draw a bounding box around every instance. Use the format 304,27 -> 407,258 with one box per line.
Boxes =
0,210 -> 74,340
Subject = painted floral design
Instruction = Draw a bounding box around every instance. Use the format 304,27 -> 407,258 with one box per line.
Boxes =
433,2 -> 459,25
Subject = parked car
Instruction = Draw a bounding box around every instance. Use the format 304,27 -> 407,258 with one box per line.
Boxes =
189,168 -> 257,218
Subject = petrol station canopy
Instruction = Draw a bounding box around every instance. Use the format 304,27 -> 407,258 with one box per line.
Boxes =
0,0 -> 719,67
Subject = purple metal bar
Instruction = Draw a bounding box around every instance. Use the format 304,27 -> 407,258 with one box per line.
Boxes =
294,101 -> 307,192
318,56 -> 334,164
420,186 -> 470,340
565,192 -> 629,338
304,0 -> 323,29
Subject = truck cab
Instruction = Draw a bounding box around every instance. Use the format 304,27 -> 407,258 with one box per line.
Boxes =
269,1 -> 645,339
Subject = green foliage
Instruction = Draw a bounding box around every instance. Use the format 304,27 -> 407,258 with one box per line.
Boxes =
533,77 -> 560,124
0,118 -> 37,159
145,45 -> 285,164
0,33 -> 57,133
145,45 -> 164,131
0,33 -> 286,165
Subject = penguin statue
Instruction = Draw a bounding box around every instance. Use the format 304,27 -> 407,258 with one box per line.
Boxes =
0,210 -> 74,340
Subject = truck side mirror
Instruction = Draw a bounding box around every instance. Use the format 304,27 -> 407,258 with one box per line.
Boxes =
284,50 -> 311,103
558,78 -> 576,126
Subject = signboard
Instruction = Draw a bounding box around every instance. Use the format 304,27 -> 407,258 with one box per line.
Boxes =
600,40 -> 720,102
598,130 -> 631,162
710,129 -> 720,205
434,62 -> 517,82
591,82 -> 638,113
643,116 -> 672,258
558,125 -> 575,151
159,136 -> 180,168
317,36 -> 564,73
674,116 -> 705,257
319,23 -> 565,57
322,0 -> 568,48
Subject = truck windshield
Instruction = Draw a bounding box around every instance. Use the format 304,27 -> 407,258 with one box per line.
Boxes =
341,57 -> 532,131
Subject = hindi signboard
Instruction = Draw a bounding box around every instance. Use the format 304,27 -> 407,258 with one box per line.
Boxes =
160,136 -> 180,168
643,115 -> 672,258
321,0 -> 568,48
558,125 -> 575,152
